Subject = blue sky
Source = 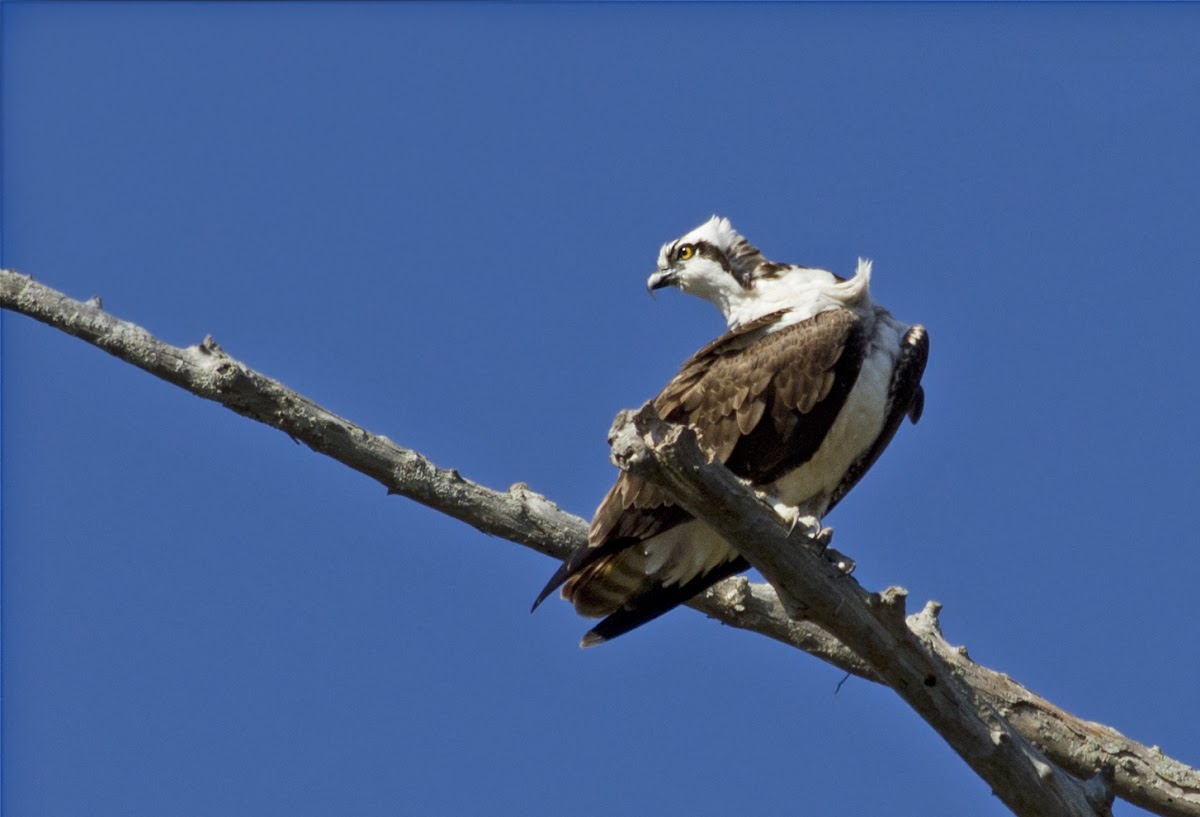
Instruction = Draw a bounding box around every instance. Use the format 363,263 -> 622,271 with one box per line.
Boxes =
4,3 -> 1199,816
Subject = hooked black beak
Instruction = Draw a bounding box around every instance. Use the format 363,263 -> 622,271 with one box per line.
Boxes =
646,268 -> 679,295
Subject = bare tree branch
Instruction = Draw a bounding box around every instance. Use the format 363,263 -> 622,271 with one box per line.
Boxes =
3,268 -> 1198,816
609,406 -> 1109,817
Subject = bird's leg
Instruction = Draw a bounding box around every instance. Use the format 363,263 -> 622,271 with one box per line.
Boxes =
754,490 -> 855,576
752,490 -> 822,539
777,505 -> 822,540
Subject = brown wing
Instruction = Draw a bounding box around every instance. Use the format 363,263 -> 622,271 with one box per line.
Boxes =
532,308 -> 868,625
655,307 -> 868,484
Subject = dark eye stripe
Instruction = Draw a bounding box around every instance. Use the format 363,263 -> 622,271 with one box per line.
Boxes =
693,240 -> 731,272
694,240 -> 758,289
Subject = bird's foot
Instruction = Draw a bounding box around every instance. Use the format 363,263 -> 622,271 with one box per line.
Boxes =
758,496 -> 856,576
759,495 -> 821,539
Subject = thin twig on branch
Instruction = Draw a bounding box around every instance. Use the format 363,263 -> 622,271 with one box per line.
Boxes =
3,268 -> 1198,817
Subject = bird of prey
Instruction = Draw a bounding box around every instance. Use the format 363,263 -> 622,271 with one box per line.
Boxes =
534,216 -> 928,646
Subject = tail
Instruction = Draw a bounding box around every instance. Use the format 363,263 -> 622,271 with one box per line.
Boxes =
577,556 -> 749,647
532,497 -> 749,645
533,540 -> 748,647
530,536 -> 639,614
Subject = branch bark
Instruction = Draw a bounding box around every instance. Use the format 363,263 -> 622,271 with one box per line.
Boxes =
3,268 -> 1198,816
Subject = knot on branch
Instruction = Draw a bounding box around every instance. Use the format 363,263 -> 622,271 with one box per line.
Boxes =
868,585 -> 909,631
607,406 -> 652,471
908,601 -> 975,663
608,403 -> 710,477
706,575 -> 751,612
197,334 -> 227,357
908,600 -> 945,636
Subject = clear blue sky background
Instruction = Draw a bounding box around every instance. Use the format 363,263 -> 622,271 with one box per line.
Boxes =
4,3 -> 1199,816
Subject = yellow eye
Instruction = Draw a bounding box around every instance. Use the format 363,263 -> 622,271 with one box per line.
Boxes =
678,244 -> 695,261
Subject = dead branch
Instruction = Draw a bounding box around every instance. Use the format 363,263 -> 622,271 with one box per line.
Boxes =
3,268 -> 1197,816
608,406 -> 1107,817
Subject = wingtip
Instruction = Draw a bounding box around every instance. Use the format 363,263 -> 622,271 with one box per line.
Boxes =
908,385 -> 925,424
580,630 -> 607,648
532,561 -> 574,613
530,586 -> 555,614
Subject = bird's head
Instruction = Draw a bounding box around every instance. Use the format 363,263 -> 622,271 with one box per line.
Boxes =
649,216 -> 753,295
647,216 -> 871,329
647,216 -> 791,324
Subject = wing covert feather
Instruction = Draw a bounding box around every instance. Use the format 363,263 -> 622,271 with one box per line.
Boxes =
654,307 -> 867,484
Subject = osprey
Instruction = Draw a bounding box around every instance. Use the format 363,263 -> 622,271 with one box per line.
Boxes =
534,216 -> 928,646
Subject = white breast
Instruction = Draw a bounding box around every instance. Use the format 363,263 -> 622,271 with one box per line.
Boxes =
770,313 -> 905,515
